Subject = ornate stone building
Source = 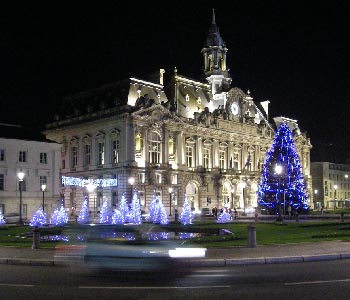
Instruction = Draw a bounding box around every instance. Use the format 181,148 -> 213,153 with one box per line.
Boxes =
44,11 -> 312,216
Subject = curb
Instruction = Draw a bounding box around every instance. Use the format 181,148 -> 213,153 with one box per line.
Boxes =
1,253 -> 350,267
187,253 -> 350,267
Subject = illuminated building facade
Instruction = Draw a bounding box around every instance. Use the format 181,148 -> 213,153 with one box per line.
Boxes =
44,11 -> 312,216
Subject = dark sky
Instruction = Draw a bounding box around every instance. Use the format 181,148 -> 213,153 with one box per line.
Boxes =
0,2 -> 349,162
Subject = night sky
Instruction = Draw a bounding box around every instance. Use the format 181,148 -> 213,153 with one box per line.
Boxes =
1,2 -> 349,162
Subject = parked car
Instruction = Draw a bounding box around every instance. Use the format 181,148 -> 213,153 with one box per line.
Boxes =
4,213 -> 20,224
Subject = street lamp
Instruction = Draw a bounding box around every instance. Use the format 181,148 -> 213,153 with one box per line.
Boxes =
168,187 -> 173,216
275,165 -> 285,216
41,184 -> 47,212
17,171 -> 25,224
334,185 -> 338,210
128,177 -> 135,200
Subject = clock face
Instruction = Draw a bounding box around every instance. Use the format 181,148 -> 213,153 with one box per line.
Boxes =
231,102 -> 239,115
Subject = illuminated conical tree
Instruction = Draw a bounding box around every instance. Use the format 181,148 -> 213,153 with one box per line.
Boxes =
78,196 -> 89,224
111,209 -> 124,224
29,207 -> 47,227
146,191 -> 158,223
99,197 -> 110,224
217,208 -> 233,223
118,193 -> 129,223
179,194 -> 193,225
129,192 -> 142,225
50,205 -> 68,226
258,123 -> 309,215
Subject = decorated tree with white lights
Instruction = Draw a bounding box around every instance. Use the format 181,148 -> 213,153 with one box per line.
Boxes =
146,191 -> 158,223
147,192 -> 168,224
0,210 -> 5,225
111,209 -> 124,224
29,207 -> 47,227
217,208 -> 233,223
258,122 -> 309,215
98,198 -> 110,224
50,205 -> 68,226
78,196 -> 90,224
129,192 -> 142,225
118,193 -> 130,223
179,194 -> 193,225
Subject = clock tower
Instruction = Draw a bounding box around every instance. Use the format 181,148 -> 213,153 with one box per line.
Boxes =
202,9 -> 232,97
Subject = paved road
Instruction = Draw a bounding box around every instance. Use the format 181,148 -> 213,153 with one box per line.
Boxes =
0,240 -> 349,267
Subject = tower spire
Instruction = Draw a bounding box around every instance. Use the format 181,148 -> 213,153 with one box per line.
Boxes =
202,9 -> 231,94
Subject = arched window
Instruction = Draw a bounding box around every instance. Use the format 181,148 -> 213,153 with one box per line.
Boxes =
186,137 -> 196,168
203,140 -> 212,169
70,136 -> 79,169
149,132 -> 161,164
110,129 -> 120,165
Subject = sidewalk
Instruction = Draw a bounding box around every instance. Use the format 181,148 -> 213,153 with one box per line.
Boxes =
0,241 -> 349,267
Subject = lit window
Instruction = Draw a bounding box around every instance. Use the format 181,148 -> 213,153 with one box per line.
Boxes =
186,145 -> 193,168
71,146 -> 78,168
203,148 -> 210,168
149,132 -> 161,164
97,142 -> 105,165
112,139 -> 119,164
219,148 -> 226,169
84,144 -> 91,166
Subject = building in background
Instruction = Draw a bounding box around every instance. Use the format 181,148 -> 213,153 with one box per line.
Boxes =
311,162 -> 350,210
0,123 -> 61,221
44,11 -> 312,217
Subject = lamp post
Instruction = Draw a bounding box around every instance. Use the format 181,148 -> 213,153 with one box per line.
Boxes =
168,187 -> 173,216
17,171 -> 25,224
128,177 -> 135,201
334,185 -> 338,210
275,165 -> 285,217
314,189 -> 318,209
41,184 -> 47,212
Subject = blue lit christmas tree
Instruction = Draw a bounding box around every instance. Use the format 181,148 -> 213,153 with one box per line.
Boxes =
0,210 -> 5,225
146,192 -> 168,224
129,192 -> 143,225
179,194 -> 193,225
217,208 -> 233,223
146,191 -> 158,223
258,122 -> 309,215
111,209 -> 124,224
78,196 -> 90,224
98,198 -> 110,224
29,207 -> 47,227
118,193 -> 130,223
50,205 -> 68,226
